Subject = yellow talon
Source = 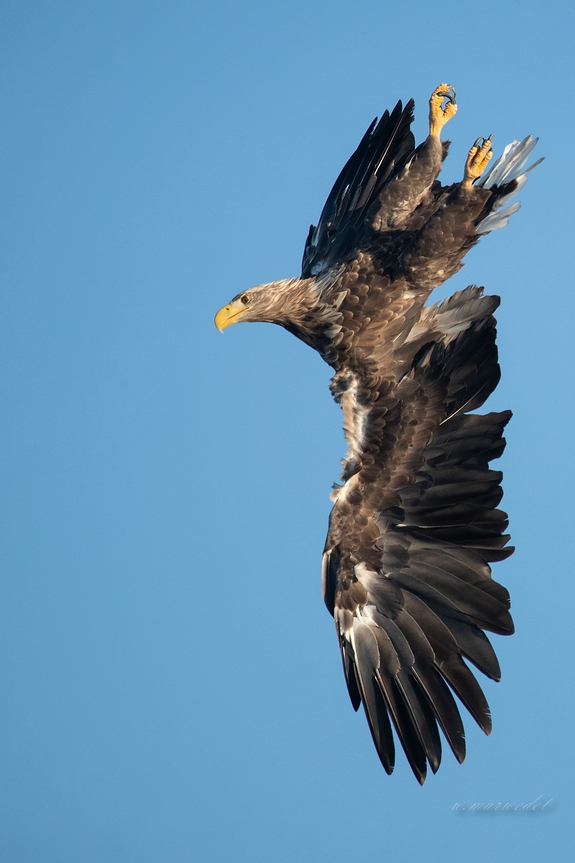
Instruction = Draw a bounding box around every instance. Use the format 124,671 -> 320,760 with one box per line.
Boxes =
463,134 -> 494,187
429,83 -> 457,137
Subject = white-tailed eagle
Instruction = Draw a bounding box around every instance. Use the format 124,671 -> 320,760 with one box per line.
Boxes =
215,85 -> 540,783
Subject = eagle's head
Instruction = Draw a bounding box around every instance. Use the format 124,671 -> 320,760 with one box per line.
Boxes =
214,278 -> 315,331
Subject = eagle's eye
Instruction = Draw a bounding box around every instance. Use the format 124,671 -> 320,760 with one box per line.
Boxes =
240,294 -> 250,305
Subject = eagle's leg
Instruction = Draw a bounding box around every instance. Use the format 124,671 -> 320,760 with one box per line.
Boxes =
429,84 -> 457,137
462,135 -> 493,188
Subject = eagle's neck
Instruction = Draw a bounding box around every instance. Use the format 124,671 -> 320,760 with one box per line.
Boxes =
262,277 -> 319,326
263,275 -> 346,363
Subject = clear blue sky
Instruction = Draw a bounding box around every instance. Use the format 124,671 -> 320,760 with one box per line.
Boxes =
1,1 -> 574,861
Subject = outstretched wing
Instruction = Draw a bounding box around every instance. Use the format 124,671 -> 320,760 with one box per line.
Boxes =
301,99 -> 416,279
323,287 -> 514,783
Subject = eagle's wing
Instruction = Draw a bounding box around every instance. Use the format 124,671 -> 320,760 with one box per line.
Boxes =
301,99 -> 417,278
323,287 -> 513,783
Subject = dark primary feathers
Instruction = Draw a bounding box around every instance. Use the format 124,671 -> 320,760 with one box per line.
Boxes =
215,86 -> 540,782
301,99 -> 416,278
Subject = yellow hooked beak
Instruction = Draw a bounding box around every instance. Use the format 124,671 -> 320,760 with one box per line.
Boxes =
214,297 -> 251,332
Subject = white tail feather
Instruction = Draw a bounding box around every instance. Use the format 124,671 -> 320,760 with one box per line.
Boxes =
476,136 -> 543,234
477,201 -> 522,234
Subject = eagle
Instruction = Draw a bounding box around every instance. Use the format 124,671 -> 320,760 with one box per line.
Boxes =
214,85 -> 541,783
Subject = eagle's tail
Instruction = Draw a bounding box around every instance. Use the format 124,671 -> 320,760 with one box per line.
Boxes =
476,136 -> 543,233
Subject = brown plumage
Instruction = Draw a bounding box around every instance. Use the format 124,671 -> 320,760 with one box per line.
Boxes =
215,85 -> 540,782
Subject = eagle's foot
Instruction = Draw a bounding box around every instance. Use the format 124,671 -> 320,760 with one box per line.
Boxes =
462,135 -> 493,187
429,84 -> 457,136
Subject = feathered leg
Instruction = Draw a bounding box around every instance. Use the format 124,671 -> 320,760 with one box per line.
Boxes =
370,84 -> 457,232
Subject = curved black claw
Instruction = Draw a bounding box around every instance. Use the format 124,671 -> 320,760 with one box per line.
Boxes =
437,85 -> 456,106
473,133 -> 494,148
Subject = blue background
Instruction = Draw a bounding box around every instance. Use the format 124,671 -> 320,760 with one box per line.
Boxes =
1,1 -> 573,860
